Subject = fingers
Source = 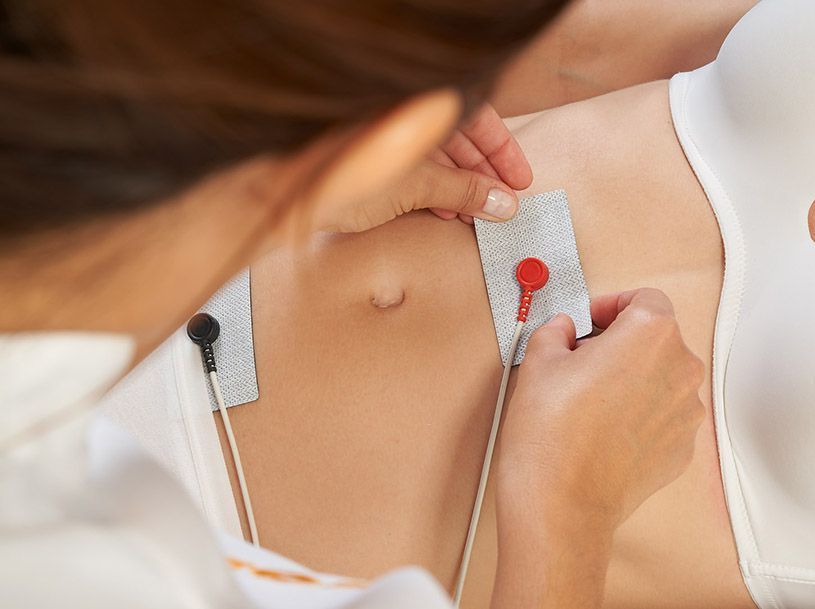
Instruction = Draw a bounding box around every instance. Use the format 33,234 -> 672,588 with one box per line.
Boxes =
590,288 -> 675,331
430,208 -> 459,220
447,104 -> 534,190
525,313 -> 577,359
411,160 -> 519,221
427,150 -> 468,221
431,104 -> 531,224
429,147 -> 456,169
442,129 -> 502,180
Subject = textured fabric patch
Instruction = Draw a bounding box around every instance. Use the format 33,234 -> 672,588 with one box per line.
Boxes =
475,190 -> 592,366
200,268 -> 259,410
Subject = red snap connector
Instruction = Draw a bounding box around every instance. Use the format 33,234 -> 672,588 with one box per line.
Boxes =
515,257 -> 549,322
516,257 -> 549,291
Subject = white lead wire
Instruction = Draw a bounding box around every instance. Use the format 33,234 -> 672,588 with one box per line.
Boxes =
209,370 -> 260,547
453,320 -> 525,607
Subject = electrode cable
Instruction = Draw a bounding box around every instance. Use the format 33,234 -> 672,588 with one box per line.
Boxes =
453,257 -> 549,607
210,368 -> 259,547
187,313 -> 259,547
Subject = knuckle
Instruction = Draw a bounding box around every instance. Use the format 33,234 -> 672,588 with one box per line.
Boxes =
654,314 -> 679,338
638,286 -> 666,301
628,289 -> 678,330
638,288 -> 675,313
458,175 -> 481,213
653,318 -> 681,347
687,355 -> 706,387
630,305 -> 677,338
691,398 -> 706,426
407,161 -> 434,204
623,304 -> 656,329
674,353 -> 705,399
679,396 -> 705,429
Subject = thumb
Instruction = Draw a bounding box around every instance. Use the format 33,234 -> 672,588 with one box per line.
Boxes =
525,313 -> 577,359
411,161 -> 519,222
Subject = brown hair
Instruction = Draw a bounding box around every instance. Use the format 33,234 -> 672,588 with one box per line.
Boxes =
0,0 -> 566,239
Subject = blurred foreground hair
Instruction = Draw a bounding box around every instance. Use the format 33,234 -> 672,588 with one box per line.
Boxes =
0,0 -> 567,238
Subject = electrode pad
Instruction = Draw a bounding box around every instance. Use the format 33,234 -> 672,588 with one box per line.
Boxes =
475,190 -> 592,366
200,268 -> 259,410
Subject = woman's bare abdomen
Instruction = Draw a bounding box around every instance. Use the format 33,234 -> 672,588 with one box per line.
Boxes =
218,81 -> 754,609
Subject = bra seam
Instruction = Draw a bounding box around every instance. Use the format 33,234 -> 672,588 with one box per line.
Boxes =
747,561 -> 815,585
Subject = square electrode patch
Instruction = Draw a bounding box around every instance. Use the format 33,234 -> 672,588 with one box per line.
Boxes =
200,268 -> 259,411
475,190 -> 592,366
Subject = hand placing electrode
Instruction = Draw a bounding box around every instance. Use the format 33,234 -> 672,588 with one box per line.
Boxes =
490,288 -> 706,609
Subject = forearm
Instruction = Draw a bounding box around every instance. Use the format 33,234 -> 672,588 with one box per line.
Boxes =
491,498 -> 615,609
492,0 -> 757,116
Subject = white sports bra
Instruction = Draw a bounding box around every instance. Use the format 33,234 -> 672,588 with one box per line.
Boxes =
670,1 -> 815,607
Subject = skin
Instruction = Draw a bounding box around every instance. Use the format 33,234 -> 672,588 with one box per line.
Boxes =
491,0 -> 758,116
217,81 -> 754,608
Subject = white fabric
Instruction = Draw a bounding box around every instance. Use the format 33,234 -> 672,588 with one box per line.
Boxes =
217,533 -> 452,609
102,327 -> 243,537
0,332 -> 452,609
669,1 -> 815,607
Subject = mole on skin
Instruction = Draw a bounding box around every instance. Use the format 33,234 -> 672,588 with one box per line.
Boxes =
370,285 -> 405,309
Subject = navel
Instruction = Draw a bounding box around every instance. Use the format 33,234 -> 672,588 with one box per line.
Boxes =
370,285 -> 405,309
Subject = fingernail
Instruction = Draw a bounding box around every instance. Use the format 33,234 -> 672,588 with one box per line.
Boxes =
482,188 -> 517,220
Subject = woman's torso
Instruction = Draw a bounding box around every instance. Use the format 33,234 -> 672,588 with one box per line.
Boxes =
223,80 -> 754,609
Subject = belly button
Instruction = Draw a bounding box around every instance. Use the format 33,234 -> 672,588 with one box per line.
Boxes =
370,286 -> 405,309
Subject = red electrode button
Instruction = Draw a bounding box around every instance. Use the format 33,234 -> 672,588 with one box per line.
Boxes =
516,257 -> 549,292
515,257 -> 549,323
